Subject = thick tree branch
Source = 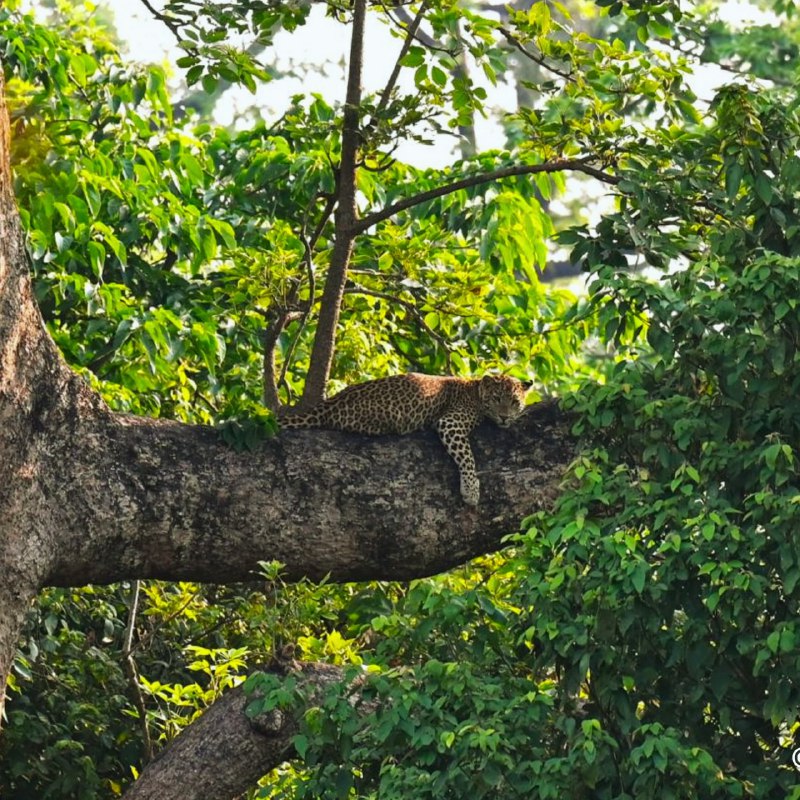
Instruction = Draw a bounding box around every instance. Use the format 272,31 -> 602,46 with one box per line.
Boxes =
122,662 -> 345,800
352,157 -> 620,234
41,397 -> 570,588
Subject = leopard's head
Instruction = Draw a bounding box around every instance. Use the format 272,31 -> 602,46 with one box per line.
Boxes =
478,375 -> 531,427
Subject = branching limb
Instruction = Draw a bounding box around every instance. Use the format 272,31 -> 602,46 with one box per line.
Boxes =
353,157 -> 620,234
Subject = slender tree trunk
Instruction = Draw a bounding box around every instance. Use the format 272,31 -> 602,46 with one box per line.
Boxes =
301,0 -> 367,407
454,18 -> 478,159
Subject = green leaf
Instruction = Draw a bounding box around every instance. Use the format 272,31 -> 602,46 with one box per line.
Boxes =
755,174 -> 773,205
293,733 -> 309,760
202,74 -> 219,94
725,163 -> 743,199
631,562 -> 646,594
400,46 -> 425,67
87,241 -> 105,278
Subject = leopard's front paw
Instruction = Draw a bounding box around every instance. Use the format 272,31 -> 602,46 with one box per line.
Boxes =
460,477 -> 480,506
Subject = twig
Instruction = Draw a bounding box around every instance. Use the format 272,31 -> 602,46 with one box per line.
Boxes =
274,193 -> 338,398
276,235 -> 315,396
498,26 -> 575,83
344,284 -> 452,370
372,1 -> 430,123
384,4 -> 455,56
129,587 -> 201,656
137,0 -> 183,43
122,581 -> 153,762
262,308 -> 302,411
352,157 -> 620,234
309,192 -> 338,254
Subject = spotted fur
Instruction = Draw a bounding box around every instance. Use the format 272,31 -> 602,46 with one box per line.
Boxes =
279,373 -> 530,505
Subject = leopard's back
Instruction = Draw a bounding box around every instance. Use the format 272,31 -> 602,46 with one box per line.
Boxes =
279,373 -> 475,434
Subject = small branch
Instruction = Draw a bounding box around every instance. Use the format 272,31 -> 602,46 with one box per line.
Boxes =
498,26 -> 576,83
276,239 -> 315,398
129,588 -> 201,656
353,157 -> 620,234
453,16 -> 478,159
123,581 -> 154,762
262,310 -> 295,412
344,285 -> 452,370
264,189 -> 339,407
308,192 -> 338,253
137,0 -> 183,43
372,2 -> 430,122
173,41 -> 269,118
361,150 -> 399,172
385,5 -> 454,55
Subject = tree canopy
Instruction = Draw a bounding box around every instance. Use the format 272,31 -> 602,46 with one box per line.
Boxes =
2,0 -> 800,798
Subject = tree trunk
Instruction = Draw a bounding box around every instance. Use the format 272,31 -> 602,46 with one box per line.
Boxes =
0,66 -> 91,723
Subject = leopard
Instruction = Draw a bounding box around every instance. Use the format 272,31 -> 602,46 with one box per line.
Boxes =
279,373 -> 531,506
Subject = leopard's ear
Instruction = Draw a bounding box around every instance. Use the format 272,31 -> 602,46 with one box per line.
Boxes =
521,379 -> 535,392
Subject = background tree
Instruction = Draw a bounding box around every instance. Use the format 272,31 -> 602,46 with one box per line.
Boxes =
2,0 -> 800,798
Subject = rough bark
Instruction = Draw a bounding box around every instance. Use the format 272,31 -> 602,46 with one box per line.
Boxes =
0,67 -> 102,721
122,662 -> 346,800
